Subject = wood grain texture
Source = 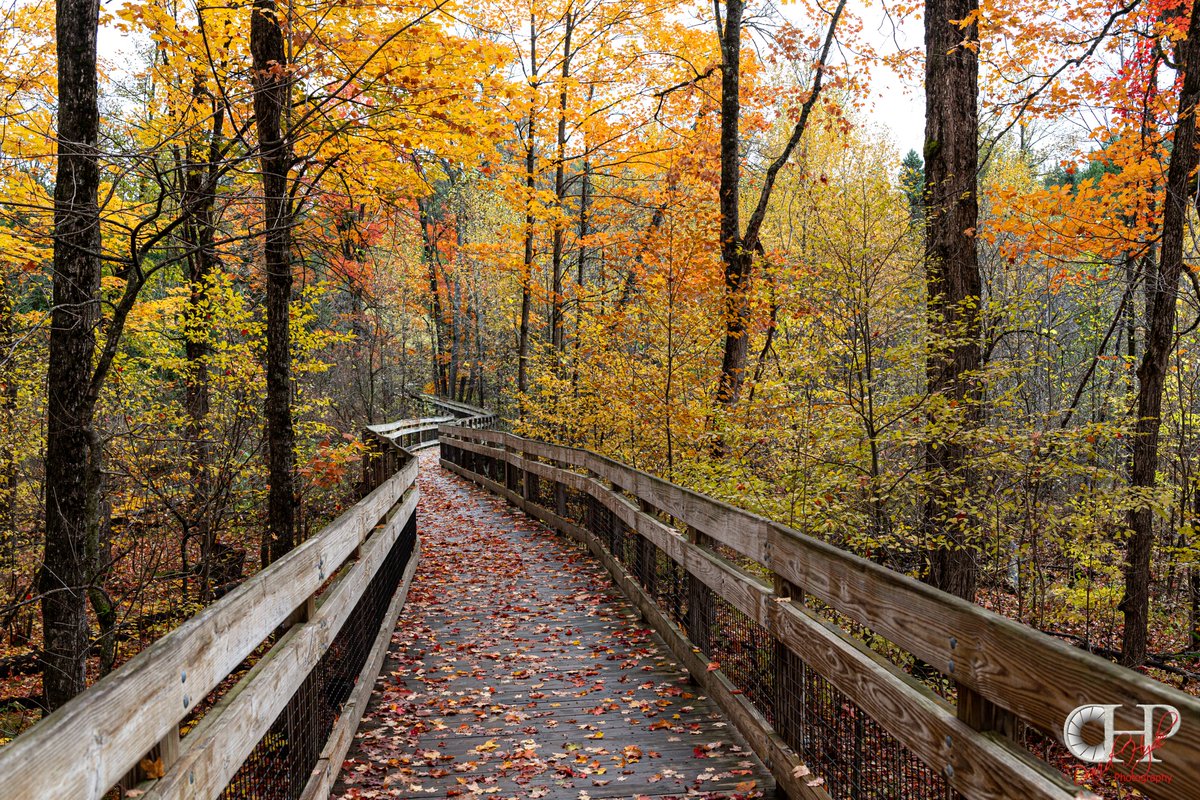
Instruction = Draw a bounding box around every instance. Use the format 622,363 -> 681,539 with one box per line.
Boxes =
142,486 -> 420,800
0,454 -> 416,800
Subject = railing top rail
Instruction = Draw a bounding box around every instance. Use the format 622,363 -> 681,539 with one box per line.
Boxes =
367,415 -> 454,438
417,393 -> 497,425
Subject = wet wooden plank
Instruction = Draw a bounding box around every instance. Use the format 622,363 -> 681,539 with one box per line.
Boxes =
332,460 -> 773,800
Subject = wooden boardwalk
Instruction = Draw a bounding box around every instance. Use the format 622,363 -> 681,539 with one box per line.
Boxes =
333,452 -> 774,800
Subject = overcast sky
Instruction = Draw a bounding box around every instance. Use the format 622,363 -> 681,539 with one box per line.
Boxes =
97,0 -> 927,156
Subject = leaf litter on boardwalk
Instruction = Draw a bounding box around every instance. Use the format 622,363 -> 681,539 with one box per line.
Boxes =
332,452 -> 768,800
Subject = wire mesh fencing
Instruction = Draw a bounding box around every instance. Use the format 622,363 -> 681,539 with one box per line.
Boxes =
219,514 -> 417,800
439,437 -> 961,800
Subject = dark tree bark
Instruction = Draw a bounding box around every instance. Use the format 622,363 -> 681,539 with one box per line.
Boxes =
517,12 -> 538,408
41,0 -> 102,711
251,0 -> 297,566
1121,0 -> 1200,665
0,284 -> 15,547
181,77 -> 225,598
714,0 -> 749,408
713,0 -> 844,411
417,195 -> 450,395
550,14 -> 574,361
922,0 -> 982,602
570,157 -> 591,394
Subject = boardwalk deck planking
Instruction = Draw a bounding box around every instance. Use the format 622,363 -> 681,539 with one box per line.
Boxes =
332,452 -> 774,800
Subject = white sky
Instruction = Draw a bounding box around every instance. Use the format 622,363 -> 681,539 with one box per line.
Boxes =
862,47 -> 925,156
97,0 -> 926,155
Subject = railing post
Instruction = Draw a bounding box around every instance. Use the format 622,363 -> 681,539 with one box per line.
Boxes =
957,685 -> 1016,738
637,499 -> 658,595
555,479 -> 567,518
504,439 -> 518,494
772,574 -> 806,758
119,724 -> 181,790
686,526 -> 713,655
525,454 -> 540,506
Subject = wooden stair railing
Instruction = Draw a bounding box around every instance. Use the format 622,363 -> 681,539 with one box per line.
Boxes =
0,406 -> 493,800
439,425 -> 1200,800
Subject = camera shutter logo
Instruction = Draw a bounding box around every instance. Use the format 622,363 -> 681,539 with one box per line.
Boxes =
1063,704 -> 1181,763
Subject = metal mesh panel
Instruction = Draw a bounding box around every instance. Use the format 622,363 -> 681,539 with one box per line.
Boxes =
710,596 -> 776,720
219,514 -> 417,799
778,656 -> 956,800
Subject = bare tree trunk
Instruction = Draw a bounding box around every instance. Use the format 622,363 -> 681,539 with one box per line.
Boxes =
922,0 -> 982,602
85,455 -> 116,676
251,0 -> 296,566
0,284 -> 15,547
550,14 -> 574,362
571,158 -> 591,393
41,0 -> 102,711
417,196 -> 449,395
517,12 -> 538,408
1121,0 -> 1200,665
712,0 -> 843,412
182,80 -> 225,599
714,0 -> 750,409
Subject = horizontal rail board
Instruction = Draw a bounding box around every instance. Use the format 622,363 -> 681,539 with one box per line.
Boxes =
440,426 -> 1200,800
143,486 -> 419,800
0,459 -> 416,800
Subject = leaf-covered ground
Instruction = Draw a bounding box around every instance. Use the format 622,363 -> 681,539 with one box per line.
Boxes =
333,452 -> 773,799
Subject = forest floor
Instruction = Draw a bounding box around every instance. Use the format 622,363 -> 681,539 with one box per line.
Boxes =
332,451 -> 772,799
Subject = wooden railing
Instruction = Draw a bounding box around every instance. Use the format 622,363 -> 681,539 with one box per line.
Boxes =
439,426 -> 1200,800
0,413 -> 453,800
417,393 -> 499,429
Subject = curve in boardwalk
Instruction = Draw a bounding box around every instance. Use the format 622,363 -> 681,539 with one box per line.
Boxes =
333,452 -> 774,800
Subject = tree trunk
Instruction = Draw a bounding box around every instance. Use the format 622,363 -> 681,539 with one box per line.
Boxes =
517,12 -> 538,407
922,0 -> 982,602
712,0 -> 842,411
418,196 -> 449,395
251,0 -> 296,566
550,15 -> 573,361
571,158 -> 591,394
41,0 -> 103,711
1121,0 -> 1200,665
714,0 -> 750,409
0,283 -> 16,549
85,456 -> 116,677
182,80 -> 224,599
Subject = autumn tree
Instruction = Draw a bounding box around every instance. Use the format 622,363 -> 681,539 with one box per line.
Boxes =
712,0 -> 846,412
1121,0 -> 1200,666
